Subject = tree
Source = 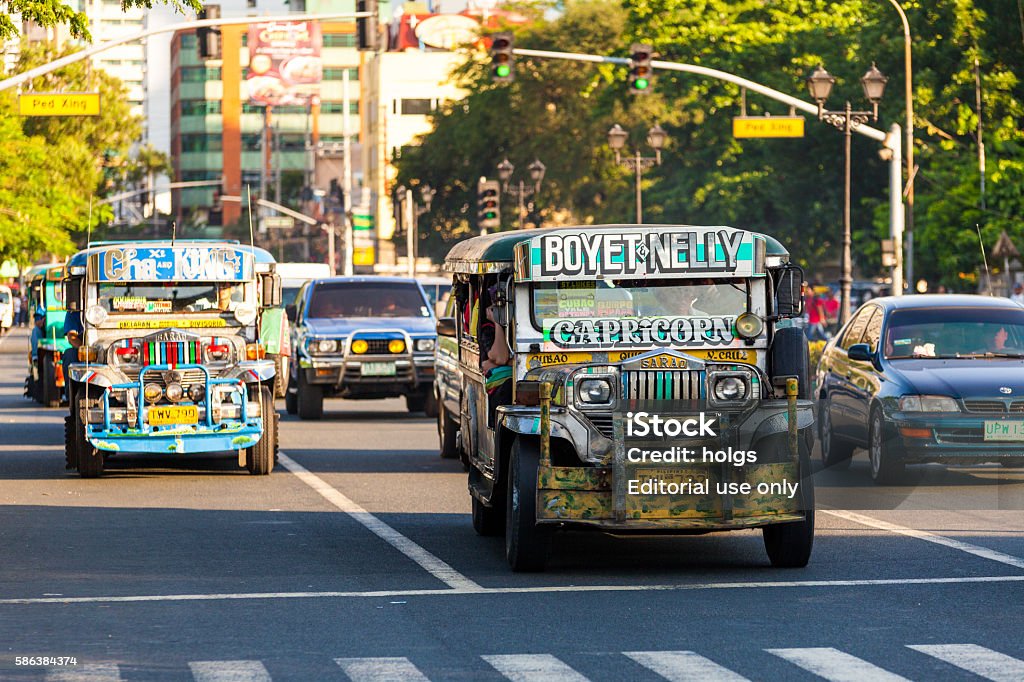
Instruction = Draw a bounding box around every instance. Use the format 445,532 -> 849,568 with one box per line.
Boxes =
1,0 -> 201,42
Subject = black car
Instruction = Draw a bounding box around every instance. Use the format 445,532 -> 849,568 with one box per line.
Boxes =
816,294 -> 1024,483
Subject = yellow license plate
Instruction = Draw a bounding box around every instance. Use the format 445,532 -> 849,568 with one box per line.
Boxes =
148,405 -> 199,425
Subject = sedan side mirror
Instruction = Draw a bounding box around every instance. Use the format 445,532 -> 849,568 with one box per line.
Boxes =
848,343 -> 873,362
436,316 -> 457,338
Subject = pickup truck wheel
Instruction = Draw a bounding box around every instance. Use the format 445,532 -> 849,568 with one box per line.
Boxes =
820,399 -> 854,469
40,351 -> 61,408
762,440 -> 814,567
472,495 -> 504,536
73,391 -> 103,478
246,386 -> 276,475
438,399 -> 459,459
296,371 -> 323,420
505,436 -> 550,572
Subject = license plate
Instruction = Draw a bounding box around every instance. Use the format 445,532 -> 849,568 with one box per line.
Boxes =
361,362 -> 396,376
984,420 -> 1024,442
149,405 -> 199,425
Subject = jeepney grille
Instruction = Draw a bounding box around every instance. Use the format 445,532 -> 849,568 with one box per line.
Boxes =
117,339 -> 209,366
123,368 -> 208,388
621,370 -> 704,401
586,413 -> 615,439
963,400 -> 1008,414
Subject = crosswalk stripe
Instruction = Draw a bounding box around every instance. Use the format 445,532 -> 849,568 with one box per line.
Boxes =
189,660 -> 272,682
482,654 -> 591,682
624,650 -> 750,681
335,657 -> 430,682
766,647 -> 911,682
45,664 -> 121,681
908,644 -> 1024,681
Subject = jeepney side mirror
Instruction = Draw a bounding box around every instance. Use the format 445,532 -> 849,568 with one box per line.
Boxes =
261,273 -> 282,307
64,278 -> 82,312
774,264 -> 804,318
436,316 -> 457,338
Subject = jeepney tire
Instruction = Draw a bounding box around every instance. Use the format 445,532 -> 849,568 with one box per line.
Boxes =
272,356 -> 286,399
438,400 -> 459,459
819,399 -> 854,470
246,386 -> 276,475
762,442 -> 814,568
869,408 -> 904,485
505,437 -> 550,572
73,392 -> 103,479
284,376 -> 298,415
770,327 -> 811,399
40,352 -> 61,408
472,495 -> 504,536
64,413 -> 78,470
296,372 -> 323,420
423,390 -> 439,419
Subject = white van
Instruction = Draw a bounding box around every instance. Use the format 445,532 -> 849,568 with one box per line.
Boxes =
0,285 -> 13,332
277,262 -> 332,318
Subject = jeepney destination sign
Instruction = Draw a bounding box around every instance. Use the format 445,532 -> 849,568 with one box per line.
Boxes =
94,247 -> 251,282
523,228 -> 761,281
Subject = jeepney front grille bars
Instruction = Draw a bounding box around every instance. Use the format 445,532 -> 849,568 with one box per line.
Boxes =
621,370 -> 704,401
116,338 -> 231,366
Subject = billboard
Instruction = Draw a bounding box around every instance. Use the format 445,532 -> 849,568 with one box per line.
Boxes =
247,21 -> 322,106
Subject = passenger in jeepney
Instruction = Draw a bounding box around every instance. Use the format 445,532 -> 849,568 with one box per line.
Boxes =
479,280 -> 513,419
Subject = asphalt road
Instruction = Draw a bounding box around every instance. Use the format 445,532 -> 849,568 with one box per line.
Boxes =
2,326 -> 1024,681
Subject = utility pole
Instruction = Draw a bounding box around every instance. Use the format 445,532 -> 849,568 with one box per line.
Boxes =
405,188 -> 415,277
343,68 -> 353,276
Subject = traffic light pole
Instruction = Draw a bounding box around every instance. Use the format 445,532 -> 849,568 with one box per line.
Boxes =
510,47 -> 905,296
0,11 -> 371,93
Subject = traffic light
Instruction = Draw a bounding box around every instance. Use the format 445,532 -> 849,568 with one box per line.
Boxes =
356,0 -> 379,51
490,32 -> 514,83
477,179 -> 501,230
629,43 -> 653,94
196,5 -> 222,61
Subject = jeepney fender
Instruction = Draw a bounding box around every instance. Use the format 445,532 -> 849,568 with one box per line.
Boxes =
67,364 -> 115,388
225,360 -> 276,383
750,399 -> 816,444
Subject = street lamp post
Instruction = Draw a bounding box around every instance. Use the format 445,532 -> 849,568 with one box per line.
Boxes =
807,63 -> 888,325
496,159 -> 546,229
885,0 -> 915,292
396,183 -> 434,277
607,123 -> 667,224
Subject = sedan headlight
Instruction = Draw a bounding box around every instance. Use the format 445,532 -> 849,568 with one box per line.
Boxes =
899,395 -> 959,412
577,378 -> 612,405
713,375 -> 748,401
415,338 -> 436,352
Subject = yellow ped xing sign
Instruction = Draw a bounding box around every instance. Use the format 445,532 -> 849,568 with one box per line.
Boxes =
19,92 -> 101,117
732,116 -> 804,138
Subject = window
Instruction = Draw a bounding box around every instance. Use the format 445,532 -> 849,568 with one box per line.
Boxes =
181,66 -> 220,82
323,33 -> 356,47
241,33 -> 248,46
862,307 -> 883,352
400,98 -> 432,116
180,34 -> 198,50
841,309 -> 871,351
181,171 -> 222,182
323,67 -> 359,81
883,307 -> 1024,359
273,105 -> 307,114
180,134 -> 223,152
241,133 -> 263,151
180,100 -> 222,116
321,101 -> 359,114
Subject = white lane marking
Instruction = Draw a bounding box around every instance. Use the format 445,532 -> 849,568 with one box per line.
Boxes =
3,574 -> 1024,605
189,660 -> 272,682
767,647 -> 910,682
823,509 -> 1024,570
45,664 -> 121,681
483,654 -> 590,682
624,650 -> 750,681
335,656 -> 430,681
908,644 -> 1024,681
277,452 -> 481,591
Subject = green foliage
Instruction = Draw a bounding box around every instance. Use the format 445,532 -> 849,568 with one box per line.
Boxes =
396,0 -> 1024,288
1,0 -> 201,41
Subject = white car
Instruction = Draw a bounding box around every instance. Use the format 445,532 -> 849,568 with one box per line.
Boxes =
0,285 -> 13,332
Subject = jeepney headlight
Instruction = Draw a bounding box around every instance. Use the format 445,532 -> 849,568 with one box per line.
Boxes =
713,375 -> 748,401
188,384 -> 205,403
351,339 -> 369,354
234,304 -> 258,325
388,339 -> 406,354
143,383 -> 163,403
165,382 -> 185,402
316,339 -> 338,354
577,378 -> 612,404
415,338 -> 436,352
735,312 -> 764,339
84,305 -> 108,326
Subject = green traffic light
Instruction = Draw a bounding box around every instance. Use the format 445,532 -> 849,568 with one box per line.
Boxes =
495,64 -> 511,78
485,211 -> 497,219
634,77 -> 649,90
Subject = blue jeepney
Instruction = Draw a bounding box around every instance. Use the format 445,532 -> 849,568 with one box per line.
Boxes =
62,241 -> 282,477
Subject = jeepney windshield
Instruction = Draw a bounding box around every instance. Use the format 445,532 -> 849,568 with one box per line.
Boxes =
532,279 -> 747,325
97,282 -> 249,314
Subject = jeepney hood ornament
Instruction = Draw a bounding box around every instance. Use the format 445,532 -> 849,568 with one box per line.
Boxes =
143,328 -> 202,343
619,348 -> 708,371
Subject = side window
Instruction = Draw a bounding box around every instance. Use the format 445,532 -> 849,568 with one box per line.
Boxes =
841,309 -> 871,351
460,279 -> 480,342
861,307 -> 883,352
443,292 -> 457,318
295,283 -> 310,321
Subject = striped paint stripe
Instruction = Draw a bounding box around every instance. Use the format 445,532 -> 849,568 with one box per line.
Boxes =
908,644 -> 1024,681
45,664 -> 121,681
767,648 -> 910,682
335,657 -> 430,681
482,654 -> 590,682
189,660 -> 272,682
625,650 -> 749,682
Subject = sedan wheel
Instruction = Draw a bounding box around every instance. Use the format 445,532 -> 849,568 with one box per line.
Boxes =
869,409 -> 904,484
820,399 -> 854,469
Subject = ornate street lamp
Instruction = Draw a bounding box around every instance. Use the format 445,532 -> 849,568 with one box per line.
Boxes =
496,157 -> 546,229
606,123 -> 668,224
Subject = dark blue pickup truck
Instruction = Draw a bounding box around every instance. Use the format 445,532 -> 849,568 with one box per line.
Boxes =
285,276 -> 437,419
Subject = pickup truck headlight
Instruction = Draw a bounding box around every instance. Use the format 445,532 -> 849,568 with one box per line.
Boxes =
577,378 -> 612,404
899,395 -> 959,412
315,339 -> 338,354
415,338 -> 435,352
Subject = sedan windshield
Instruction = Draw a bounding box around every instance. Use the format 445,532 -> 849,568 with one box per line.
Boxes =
307,282 -> 430,318
884,307 -> 1024,359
